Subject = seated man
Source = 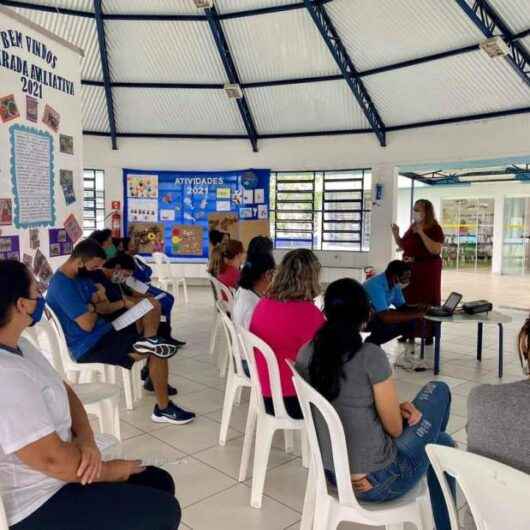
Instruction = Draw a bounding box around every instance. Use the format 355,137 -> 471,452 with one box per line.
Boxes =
121,237 -> 185,347
364,260 -> 427,346
46,239 -> 194,425
88,253 -> 179,396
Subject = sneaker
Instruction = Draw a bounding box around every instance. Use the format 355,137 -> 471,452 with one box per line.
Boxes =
144,377 -> 178,396
133,337 -> 178,359
396,352 -> 429,372
151,402 -> 195,425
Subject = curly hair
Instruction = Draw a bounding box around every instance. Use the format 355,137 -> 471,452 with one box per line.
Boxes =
208,239 -> 244,277
517,317 -> 530,375
267,249 -> 321,301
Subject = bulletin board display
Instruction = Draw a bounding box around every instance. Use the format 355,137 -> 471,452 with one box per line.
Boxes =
123,168 -> 271,261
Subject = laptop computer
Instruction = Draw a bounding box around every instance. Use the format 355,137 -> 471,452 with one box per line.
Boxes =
427,292 -> 463,317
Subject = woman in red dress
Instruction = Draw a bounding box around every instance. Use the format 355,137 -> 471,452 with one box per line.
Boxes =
391,199 -> 444,344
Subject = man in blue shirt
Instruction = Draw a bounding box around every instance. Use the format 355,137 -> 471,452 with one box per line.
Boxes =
47,239 -> 194,426
364,260 -> 427,345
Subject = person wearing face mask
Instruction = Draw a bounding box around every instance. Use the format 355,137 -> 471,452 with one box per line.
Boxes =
46,239 -> 195,426
363,260 -> 428,346
391,200 -> 444,345
0,259 -> 182,530
89,229 -> 118,259
85,253 -> 181,396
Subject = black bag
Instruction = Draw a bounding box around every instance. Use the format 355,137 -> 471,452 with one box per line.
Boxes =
462,300 -> 493,315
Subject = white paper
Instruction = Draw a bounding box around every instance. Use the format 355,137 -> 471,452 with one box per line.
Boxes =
154,293 -> 166,300
125,276 -> 150,295
112,298 -> 153,331
243,189 -> 254,204
13,128 -> 54,225
254,189 -> 265,204
127,198 -> 158,223
216,201 -> 231,212
258,205 -> 269,219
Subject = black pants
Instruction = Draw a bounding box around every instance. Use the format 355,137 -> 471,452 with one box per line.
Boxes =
264,396 -> 303,419
11,467 -> 180,530
365,316 -> 416,346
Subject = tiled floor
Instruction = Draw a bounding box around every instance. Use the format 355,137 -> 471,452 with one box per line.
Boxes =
100,272 -> 530,530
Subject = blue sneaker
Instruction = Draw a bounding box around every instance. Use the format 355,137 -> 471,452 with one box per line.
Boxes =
151,402 -> 195,425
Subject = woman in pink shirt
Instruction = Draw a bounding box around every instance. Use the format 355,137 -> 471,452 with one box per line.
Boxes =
208,239 -> 245,289
250,249 -> 325,419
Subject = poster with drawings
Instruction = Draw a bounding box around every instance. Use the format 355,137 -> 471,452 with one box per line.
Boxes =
123,168 -> 270,260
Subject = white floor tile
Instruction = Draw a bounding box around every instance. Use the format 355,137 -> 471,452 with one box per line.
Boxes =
182,484 -> 300,530
163,458 -> 236,507
119,433 -> 186,466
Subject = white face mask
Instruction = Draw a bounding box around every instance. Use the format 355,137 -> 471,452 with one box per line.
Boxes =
111,271 -> 125,284
413,211 -> 424,223
398,281 -> 410,290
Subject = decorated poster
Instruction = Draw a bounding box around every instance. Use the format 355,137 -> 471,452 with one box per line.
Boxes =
10,125 -> 55,227
123,168 -> 270,260
171,225 -> 203,256
128,223 -> 165,254
59,169 -> 76,205
63,213 -> 82,243
0,7 -> 84,270
49,227 -> 72,256
0,198 -> 12,225
0,235 -> 20,260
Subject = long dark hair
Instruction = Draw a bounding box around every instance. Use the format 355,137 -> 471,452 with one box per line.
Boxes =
309,278 -> 371,401
0,260 -> 32,327
239,253 -> 275,291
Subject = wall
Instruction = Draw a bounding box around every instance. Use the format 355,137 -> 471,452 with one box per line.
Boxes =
0,8 -> 83,273
83,112 -> 530,276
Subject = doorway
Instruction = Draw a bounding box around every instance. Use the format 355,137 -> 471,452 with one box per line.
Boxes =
502,197 -> 530,275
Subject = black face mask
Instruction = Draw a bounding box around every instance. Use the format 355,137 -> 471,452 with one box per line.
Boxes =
77,266 -> 91,277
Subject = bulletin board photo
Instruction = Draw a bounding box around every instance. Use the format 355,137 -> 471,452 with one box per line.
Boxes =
123,168 -> 271,261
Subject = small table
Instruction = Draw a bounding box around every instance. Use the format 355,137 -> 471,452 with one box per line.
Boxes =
425,310 -> 512,378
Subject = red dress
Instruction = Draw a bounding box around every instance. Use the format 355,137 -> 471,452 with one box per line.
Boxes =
401,224 -> 445,337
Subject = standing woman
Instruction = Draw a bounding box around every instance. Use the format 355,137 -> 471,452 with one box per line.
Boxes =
391,199 -> 444,344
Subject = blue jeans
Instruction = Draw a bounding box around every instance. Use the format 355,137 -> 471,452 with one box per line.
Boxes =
358,381 -> 456,530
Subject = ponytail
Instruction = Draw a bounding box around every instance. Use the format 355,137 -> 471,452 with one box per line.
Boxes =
208,245 -> 223,278
307,278 -> 371,401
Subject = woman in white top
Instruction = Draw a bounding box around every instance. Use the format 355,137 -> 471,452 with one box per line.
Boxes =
232,252 -> 275,330
0,260 -> 180,530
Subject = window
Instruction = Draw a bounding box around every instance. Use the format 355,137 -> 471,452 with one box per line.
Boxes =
83,169 -> 105,237
270,169 -> 371,251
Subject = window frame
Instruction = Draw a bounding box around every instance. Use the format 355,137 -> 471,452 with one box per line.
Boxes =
82,168 -> 105,237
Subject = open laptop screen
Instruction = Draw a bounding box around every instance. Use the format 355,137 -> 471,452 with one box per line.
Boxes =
443,292 -> 462,312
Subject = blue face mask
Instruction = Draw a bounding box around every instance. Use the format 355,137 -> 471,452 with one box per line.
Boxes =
28,297 -> 46,326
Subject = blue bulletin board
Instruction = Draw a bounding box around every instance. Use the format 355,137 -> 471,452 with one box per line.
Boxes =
123,168 -> 270,261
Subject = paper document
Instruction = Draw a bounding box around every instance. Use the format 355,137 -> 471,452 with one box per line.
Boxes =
112,299 -> 153,331
125,276 -> 150,295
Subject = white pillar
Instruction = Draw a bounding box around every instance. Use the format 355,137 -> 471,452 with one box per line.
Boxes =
369,164 -> 399,272
491,194 -> 505,274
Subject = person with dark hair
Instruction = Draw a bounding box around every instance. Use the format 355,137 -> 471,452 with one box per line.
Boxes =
0,260 -> 181,530
392,199 -> 445,344
232,253 -> 275,330
296,278 -> 455,530
246,236 -> 274,262
208,229 -> 229,248
250,249 -> 324,419
89,229 -> 118,259
208,239 -> 245,289
46,240 -> 194,426
112,237 -> 125,252
122,238 -> 185,348
88,254 -> 180,397
363,260 -> 427,346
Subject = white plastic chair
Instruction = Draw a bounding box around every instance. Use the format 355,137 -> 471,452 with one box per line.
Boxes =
238,328 -> 309,509
0,495 -> 8,530
45,305 -> 143,411
152,252 -> 188,304
217,306 -> 252,445
208,275 -> 235,357
23,322 -> 122,440
426,444 -> 530,530
289,361 -> 434,530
